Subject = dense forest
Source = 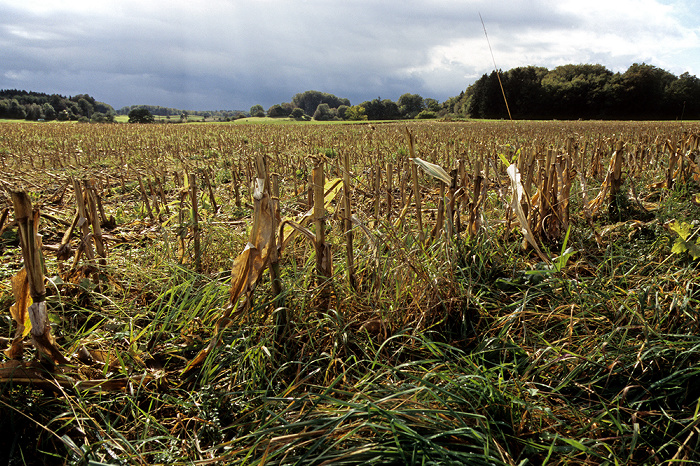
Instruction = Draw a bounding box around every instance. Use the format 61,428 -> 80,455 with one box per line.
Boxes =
0,90 -> 115,122
448,63 -> 700,120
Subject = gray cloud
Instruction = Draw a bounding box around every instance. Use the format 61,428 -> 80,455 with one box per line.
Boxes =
1,0 -> 698,110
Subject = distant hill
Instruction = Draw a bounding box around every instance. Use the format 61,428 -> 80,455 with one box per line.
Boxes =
0,89 -> 115,121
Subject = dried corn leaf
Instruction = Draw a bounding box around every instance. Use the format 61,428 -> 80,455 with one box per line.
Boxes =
321,177 -> 343,213
588,148 -> 623,216
11,192 -> 68,365
183,179 -> 274,374
506,164 -> 549,263
281,177 -> 342,250
279,219 -> 316,249
228,182 -> 273,311
411,157 -> 452,185
229,243 -> 267,306
682,151 -> 700,183
5,268 -> 31,359
9,267 -> 32,337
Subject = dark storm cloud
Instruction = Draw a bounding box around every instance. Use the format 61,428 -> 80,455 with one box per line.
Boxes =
1,0 -> 698,110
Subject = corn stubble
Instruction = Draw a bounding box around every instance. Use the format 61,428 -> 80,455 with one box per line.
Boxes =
0,120 -> 699,464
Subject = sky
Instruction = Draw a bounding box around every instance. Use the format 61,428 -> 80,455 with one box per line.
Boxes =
1,0 -> 699,112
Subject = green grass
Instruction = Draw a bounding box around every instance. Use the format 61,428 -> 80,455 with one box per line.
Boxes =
1,119 -> 700,464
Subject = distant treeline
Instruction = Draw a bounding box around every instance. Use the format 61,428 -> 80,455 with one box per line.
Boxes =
117,105 -> 247,121
5,62 -> 698,123
262,90 -> 441,121
445,63 -> 700,120
0,89 -> 115,121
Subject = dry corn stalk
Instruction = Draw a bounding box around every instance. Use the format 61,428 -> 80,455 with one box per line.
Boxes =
190,173 -> 201,272
202,168 -> 219,214
137,174 -> 155,220
279,177 -> 343,251
406,128 -> 425,244
468,160 -> 485,236
183,161 -> 274,374
56,210 -> 80,262
71,178 -> 97,271
538,153 -> 575,242
588,142 -> 624,217
373,164 -> 381,226
386,162 -> 393,222
270,172 -> 286,347
682,152 -> 700,184
0,207 -> 9,237
10,191 -> 69,364
278,178 -> 343,264
665,137 -> 679,190
533,150 -> 558,241
313,158 -> 332,310
505,165 -> 549,263
411,156 -> 451,242
557,155 -> 573,234
85,179 -> 106,266
430,182 -> 446,242
154,174 -> 170,215
270,172 -> 282,300
577,161 -> 603,247
343,151 -> 356,289
176,173 -> 189,264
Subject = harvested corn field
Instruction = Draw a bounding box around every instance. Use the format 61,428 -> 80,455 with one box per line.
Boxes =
1,119 -> 700,464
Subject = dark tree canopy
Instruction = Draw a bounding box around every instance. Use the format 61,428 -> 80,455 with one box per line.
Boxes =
249,104 -> 265,117
291,91 -> 350,116
357,98 -> 401,120
541,64 -> 613,119
269,91 -> 438,121
617,63 -> 678,119
336,105 -> 350,119
0,89 -> 114,121
128,107 -> 155,124
666,72 -> 700,119
290,107 -> 305,119
397,93 -> 425,118
267,103 -> 292,118
312,103 -> 333,121
460,63 -> 700,120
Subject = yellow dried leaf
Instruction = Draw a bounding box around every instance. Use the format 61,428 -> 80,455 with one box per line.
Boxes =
323,178 -> 343,213
9,267 -> 32,337
281,178 -> 342,249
